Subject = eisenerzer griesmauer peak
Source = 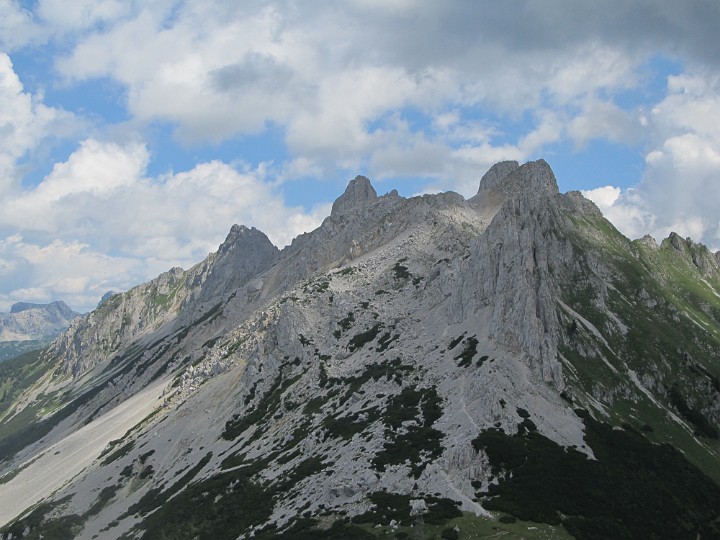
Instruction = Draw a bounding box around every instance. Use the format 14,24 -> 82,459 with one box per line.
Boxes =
1,160 -> 719,539
0,301 -> 81,363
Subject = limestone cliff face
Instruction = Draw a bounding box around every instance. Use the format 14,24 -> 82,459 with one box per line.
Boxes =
196,225 -> 279,303
270,179 -> 463,296
49,266 -> 191,377
174,225 -> 280,326
451,160 -> 570,387
50,162 -> 576,385
330,175 -> 377,216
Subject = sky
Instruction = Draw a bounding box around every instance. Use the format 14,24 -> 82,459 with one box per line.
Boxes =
1,0 -> 719,313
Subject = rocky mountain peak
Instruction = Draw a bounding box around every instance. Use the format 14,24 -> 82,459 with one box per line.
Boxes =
185,224 -> 280,313
476,160 -> 520,192
97,291 -> 117,307
638,234 -> 659,249
9,302 -> 38,314
5,159 -> 720,539
665,231 -> 686,251
218,224 -> 275,255
475,158 -> 559,200
214,224 -> 278,267
331,175 -> 378,216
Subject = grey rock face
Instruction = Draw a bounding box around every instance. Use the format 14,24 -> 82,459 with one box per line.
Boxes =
471,159 -> 558,204
49,226 -> 279,378
187,224 -> 279,307
48,161 -> 572,386
452,160 -> 568,387
49,266 -> 191,376
330,175 -> 377,216
474,160 -> 520,193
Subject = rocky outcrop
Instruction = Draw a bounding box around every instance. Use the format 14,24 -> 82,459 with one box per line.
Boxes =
472,160 -> 520,194
664,232 -> 720,277
194,225 -> 279,302
49,267 -> 191,377
451,160 -> 567,387
50,161 -> 572,387
472,159 -> 558,202
330,175 -> 377,216
177,225 -> 280,322
50,226 -> 280,378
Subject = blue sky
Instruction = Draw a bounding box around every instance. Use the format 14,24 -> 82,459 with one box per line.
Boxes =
1,0 -> 719,312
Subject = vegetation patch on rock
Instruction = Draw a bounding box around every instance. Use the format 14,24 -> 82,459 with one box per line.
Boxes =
373,386 -> 444,478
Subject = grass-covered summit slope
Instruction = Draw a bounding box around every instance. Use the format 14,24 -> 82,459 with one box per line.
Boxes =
559,210 -> 720,481
0,349 -> 61,464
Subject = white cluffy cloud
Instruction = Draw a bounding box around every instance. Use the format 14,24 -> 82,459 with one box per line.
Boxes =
35,0 -> 130,31
0,47 -> 331,312
582,186 -> 658,242
51,2 -> 655,192
0,53 -> 77,196
0,136 -> 329,312
583,71 -> 720,251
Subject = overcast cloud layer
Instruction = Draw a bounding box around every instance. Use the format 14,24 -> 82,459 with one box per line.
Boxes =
1,0 -> 719,312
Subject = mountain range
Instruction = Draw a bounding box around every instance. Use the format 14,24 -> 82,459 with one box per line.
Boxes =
0,301 -> 80,343
0,302 -> 81,363
0,160 -> 719,539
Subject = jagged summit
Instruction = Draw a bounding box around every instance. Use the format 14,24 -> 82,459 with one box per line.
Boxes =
213,224 -> 279,276
663,231 -> 720,277
637,234 -> 658,249
476,160 -> 520,192
664,231 -> 706,254
474,158 -> 559,200
216,224 -> 273,251
218,224 -> 275,253
191,224 -> 279,310
331,174 -> 378,216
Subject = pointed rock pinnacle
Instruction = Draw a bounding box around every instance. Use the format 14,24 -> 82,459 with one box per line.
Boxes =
331,175 -> 378,216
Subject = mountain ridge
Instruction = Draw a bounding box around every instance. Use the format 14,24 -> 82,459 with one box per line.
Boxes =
1,159 -> 719,539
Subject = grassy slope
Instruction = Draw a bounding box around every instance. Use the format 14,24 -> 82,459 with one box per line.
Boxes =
0,341 -> 50,364
560,212 -> 720,482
